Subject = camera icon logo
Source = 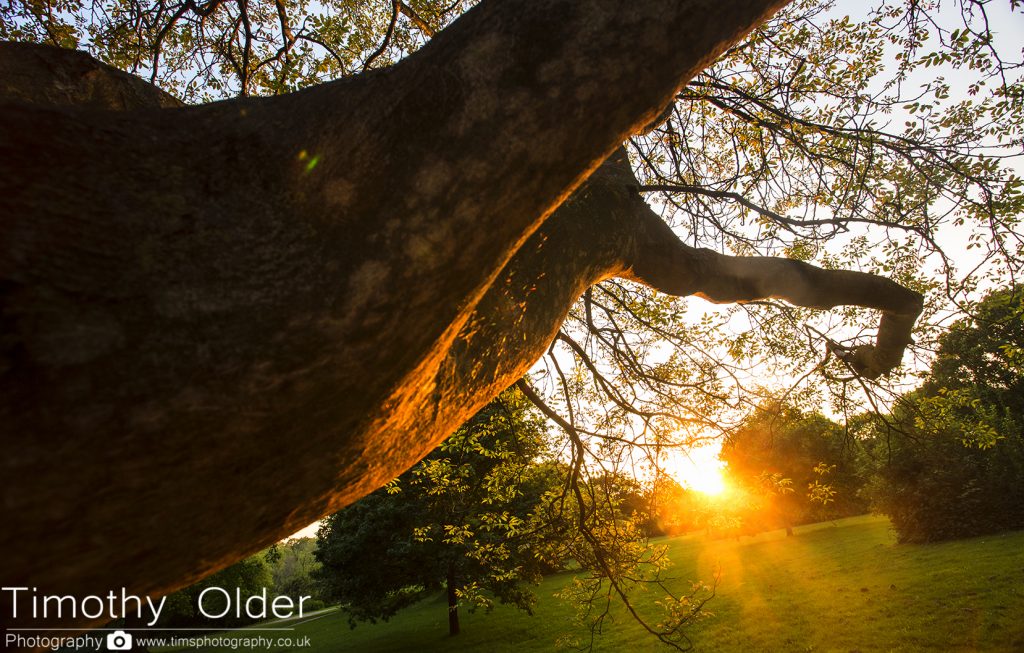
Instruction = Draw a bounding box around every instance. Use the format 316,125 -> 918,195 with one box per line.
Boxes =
106,630 -> 133,650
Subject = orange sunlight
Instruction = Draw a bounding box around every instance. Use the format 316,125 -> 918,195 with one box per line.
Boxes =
662,444 -> 731,497
685,464 -> 729,496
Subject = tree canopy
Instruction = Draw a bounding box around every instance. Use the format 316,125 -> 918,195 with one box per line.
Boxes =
158,551 -> 274,628
314,390 -> 555,636
721,402 -> 867,533
863,285 -> 1024,543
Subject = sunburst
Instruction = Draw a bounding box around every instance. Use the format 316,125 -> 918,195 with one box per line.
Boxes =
660,446 -> 730,496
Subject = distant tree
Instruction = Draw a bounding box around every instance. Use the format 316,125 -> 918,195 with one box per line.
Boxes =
269,538 -> 327,608
722,403 -> 867,534
863,286 -> 1024,543
924,286 -> 1024,419
526,464 -> 714,650
587,471 -> 659,535
313,388 -> 556,637
646,476 -> 693,536
158,552 -> 273,628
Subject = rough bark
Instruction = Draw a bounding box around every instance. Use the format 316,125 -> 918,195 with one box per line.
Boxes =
418,147 -> 922,474
5,0 -> 923,634
0,42 -> 183,110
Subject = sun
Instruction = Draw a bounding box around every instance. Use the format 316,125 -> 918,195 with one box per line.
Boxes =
685,465 -> 728,496
660,446 -> 730,497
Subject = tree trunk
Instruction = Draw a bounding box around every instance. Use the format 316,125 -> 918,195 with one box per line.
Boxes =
446,565 -> 460,637
0,0 -> 923,636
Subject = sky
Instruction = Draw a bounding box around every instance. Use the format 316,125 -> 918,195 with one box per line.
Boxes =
288,521 -> 321,539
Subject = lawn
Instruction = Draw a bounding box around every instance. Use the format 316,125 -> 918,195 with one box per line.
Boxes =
160,516 -> 1024,652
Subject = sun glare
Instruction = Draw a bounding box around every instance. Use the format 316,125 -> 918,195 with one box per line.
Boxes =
662,445 -> 730,497
685,465 -> 728,496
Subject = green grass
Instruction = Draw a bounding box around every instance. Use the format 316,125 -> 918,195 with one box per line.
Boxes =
159,516 -> 1024,652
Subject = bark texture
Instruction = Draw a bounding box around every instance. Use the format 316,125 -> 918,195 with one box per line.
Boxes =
6,0 -> 919,634
0,42 -> 183,109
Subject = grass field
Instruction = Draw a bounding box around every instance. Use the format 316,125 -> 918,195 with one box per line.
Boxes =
161,515 -> 1024,652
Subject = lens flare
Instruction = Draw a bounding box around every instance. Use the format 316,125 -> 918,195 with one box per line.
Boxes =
661,446 -> 730,496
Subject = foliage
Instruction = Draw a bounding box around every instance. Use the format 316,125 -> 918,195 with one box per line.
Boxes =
158,551 -> 274,627
544,0 -> 1024,464
313,387 -> 710,646
720,402 -> 868,533
313,388 -> 557,634
1,0 -> 473,100
527,467 -> 715,651
268,537 -> 328,608
923,284 -> 1024,416
156,539 -> 328,628
862,285 -> 1024,543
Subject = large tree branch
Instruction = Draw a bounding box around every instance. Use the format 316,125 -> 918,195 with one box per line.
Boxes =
637,182 -> 930,238
398,1 -> 435,37
625,206 -> 924,379
1,0 -> 791,632
412,149 -> 924,529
